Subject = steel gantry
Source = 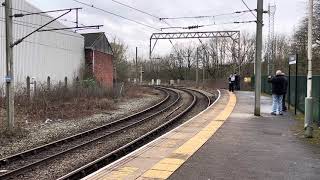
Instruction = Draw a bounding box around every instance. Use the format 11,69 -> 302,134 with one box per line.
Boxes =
149,31 -> 241,73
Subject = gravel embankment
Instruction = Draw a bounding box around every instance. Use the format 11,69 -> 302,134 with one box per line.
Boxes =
2,88 -> 213,180
0,90 -> 163,159
11,88 -> 188,180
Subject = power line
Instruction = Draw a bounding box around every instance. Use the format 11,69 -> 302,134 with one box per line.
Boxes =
107,0 -> 178,58
0,18 -> 83,38
0,5 -> 88,34
71,0 -> 161,31
241,0 -> 257,19
111,0 -> 159,19
110,0 -> 177,32
159,9 -> 255,21
1,3 -> 60,18
241,0 -> 264,25
160,20 -> 256,30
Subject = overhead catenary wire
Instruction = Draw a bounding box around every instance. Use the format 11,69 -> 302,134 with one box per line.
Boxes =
111,0 -> 159,19
109,0 -> 188,60
241,0 -> 264,25
0,18 -> 83,38
159,9 -> 255,20
106,0 -> 248,61
241,0 -> 257,19
71,0 -> 161,31
0,5 -> 90,34
160,20 -> 256,30
110,0 -> 178,31
1,3 -> 52,18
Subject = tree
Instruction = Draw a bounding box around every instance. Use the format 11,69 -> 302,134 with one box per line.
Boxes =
110,37 -> 129,82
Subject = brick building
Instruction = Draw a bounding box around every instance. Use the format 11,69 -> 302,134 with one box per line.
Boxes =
82,32 -> 114,89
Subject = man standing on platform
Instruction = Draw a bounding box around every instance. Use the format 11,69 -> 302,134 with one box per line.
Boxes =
268,70 -> 286,115
228,74 -> 235,92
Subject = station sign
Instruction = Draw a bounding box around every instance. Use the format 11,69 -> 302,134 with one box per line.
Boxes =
289,54 -> 297,65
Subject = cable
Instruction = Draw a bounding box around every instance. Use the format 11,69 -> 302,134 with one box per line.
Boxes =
71,0 -> 161,31
111,0 -> 159,19
0,5 -> 86,35
0,18 -> 83,38
1,3 -> 56,18
159,9 -> 255,20
241,0 -> 263,25
110,0 -> 177,32
160,20 -> 256,30
241,0 -> 257,18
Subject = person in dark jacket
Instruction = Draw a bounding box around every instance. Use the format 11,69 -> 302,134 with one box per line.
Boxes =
282,73 -> 288,111
228,74 -> 235,92
235,73 -> 240,90
268,70 -> 286,115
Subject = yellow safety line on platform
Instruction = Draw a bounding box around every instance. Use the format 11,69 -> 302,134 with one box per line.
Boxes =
106,166 -> 138,180
141,92 -> 237,179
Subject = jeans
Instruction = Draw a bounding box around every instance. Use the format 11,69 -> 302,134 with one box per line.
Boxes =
272,94 -> 283,113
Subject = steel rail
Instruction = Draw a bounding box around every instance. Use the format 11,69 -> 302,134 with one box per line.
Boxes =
0,88 -> 181,179
0,88 -> 177,179
57,88 -> 198,180
183,88 -> 212,107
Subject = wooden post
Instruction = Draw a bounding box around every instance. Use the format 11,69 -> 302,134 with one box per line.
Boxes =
33,80 -> 37,98
26,76 -> 30,101
64,77 -> 68,89
47,76 -> 51,91
75,77 -> 80,88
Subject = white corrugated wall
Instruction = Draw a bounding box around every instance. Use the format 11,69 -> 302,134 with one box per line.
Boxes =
0,0 -> 84,90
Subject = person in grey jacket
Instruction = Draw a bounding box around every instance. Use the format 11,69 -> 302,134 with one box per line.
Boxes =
268,70 -> 286,115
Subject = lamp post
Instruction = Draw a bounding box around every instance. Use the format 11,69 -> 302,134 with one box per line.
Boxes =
305,0 -> 314,138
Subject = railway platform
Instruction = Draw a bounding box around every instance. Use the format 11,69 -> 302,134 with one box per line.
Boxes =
83,90 -> 320,180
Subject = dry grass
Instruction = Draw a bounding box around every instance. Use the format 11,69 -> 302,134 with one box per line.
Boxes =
0,82 -> 114,133
290,112 -> 320,145
0,83 -> 160,138
124,85 -> 160,98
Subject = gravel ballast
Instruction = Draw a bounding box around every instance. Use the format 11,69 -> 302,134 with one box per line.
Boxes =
0,88 -> 163,159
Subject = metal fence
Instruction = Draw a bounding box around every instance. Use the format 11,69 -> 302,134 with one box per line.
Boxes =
260,75 -> 320,122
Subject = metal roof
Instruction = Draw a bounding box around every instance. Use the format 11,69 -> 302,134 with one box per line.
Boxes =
81,32 -> 113,55
81,32 -> 104,48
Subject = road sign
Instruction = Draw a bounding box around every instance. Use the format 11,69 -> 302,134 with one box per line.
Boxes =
289,54 -> 297,65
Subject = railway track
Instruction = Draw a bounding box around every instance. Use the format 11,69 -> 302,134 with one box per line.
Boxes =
58,87 -> 213,180
0,87 -> 177,179
0,86 -> 214,180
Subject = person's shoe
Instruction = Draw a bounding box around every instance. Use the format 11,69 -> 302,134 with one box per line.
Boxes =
271,112 -> 276,115
279,112 -> 283,115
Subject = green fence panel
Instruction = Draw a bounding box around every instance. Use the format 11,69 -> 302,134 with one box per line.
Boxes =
312,76 -> 320,122
256,75 -> 320,122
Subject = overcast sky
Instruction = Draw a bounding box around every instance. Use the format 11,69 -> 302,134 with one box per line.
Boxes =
26,0 -> 308,58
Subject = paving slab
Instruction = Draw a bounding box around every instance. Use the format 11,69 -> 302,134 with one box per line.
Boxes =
169,91 -> 320,180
